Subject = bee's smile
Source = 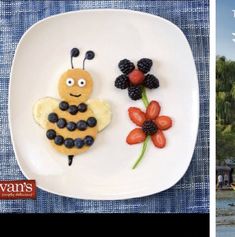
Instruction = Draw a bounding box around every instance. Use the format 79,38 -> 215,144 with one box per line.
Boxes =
69,93 -> 81,98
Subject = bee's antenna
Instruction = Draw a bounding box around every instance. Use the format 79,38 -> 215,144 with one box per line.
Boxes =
70,48 -> 80,69
83,50 -> 95,70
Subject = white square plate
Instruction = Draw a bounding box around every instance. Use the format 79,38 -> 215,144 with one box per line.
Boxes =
9,9 -> 199,200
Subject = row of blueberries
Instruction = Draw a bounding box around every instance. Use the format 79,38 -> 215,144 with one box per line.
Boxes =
59,101 -> 87,115
48,113 -> 97,131
46,129 -> 94,148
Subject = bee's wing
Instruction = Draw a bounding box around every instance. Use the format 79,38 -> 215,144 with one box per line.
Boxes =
33,97 -> 59,128
87,99 -> 112,132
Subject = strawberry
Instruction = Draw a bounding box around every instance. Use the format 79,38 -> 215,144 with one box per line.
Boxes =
151,130 -> 166,148
155,116 -> 172,130
128,107 -> 146,126
126,128 -> 146,144
146,101 -> 161,120
128,69 -> 145,85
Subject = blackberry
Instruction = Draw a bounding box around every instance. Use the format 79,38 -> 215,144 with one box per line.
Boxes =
118,59 -> 135,74
137,58 -> 153,73
142,120 -> 157,135
115,75 -> 129,89
144,74 -> 159,89
128,86 -> 142,100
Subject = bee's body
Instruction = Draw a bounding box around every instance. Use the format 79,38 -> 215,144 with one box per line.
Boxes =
47,104 -> 98,156
33,48 -> 111,166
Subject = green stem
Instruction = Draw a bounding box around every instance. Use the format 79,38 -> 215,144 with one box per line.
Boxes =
132,136 -> 150,169
141,87 -> 149,108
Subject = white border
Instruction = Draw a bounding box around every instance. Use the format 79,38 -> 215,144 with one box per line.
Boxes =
210,0 -> 216,236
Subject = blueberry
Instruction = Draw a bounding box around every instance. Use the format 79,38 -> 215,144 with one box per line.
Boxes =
57,118 -> 67,128
46,129 -> 56,140
84,136 -> 94,146
67,122 -> 77,131
59,101 -> 69,111
77,103 -> 87,112
64,138 -> 74,148
77,120 -> 87,131
68,105 -> 78,115
54,135 -> 64,145
85,50 -> 95,60
48,113 -> 58,123
87,117 -> 97,127
74,138 -> 84,148
71,48 -> 80,57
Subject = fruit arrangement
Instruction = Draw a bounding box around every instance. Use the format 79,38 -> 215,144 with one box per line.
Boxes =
114,58 -> 172,169
115,58 -> 159,104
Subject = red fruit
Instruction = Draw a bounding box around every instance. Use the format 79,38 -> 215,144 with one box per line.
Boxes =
126,128 -> 146,145
146,101 -> 161,120
128,107 -> 146,126
155,116 -> 172,130
128,69 -> 145,85
151,130 -> 166,148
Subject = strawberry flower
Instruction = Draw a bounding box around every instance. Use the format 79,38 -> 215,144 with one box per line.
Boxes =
126,101 -> 172,168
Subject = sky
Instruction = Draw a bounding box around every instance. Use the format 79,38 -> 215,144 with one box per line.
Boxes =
217,0 -> 235,60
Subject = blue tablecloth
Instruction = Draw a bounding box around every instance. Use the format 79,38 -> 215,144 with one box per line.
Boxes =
0,0 -> 209,213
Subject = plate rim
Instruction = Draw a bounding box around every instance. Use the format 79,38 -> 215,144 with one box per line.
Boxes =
8,8 -> 199,200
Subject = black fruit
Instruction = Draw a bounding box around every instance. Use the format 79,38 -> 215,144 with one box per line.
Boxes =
142,120 -> 157,135
84,136 -> 94,146
66,122 -> 77,131
87,117 -> 97,127
118,59 -> 135,74
59,101 -> 69,111
77,120 -> 87,131
128,86 -> 142,100
48,113 -> 58,123
68,105 -> 78,115
74,138 -> 84,148
46,129 -> 56,140
144,74 -> 159,89
64,138 -> 74,148
77,103 -> 87,112
137,58 -> 153,73
54,135 -> 64,145
57,118 -> 67,128
115,75 -> 129,89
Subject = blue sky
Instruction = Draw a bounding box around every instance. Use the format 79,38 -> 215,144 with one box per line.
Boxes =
217,0 -> 235,60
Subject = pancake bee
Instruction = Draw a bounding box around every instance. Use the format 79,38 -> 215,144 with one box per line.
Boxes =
33,48 -> 111,166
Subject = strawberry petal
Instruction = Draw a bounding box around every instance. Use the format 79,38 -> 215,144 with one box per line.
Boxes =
128,107 -> 146,126
146,101 -> 161,120
155,116 -> 172,130
151,130 -> 166,148
126,128 -> 146,145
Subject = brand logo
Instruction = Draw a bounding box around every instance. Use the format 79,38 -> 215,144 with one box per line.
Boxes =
0,180 -> 36,199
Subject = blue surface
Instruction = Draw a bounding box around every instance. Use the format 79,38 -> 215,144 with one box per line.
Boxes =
0,0 -> 209,213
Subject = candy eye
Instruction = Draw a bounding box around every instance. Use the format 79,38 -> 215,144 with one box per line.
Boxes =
78,78 -> 86,87
66,78 -> 74,86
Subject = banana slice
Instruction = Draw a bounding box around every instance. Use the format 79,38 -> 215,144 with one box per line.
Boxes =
33,97 -> 59,128
87,99 -> 112,132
